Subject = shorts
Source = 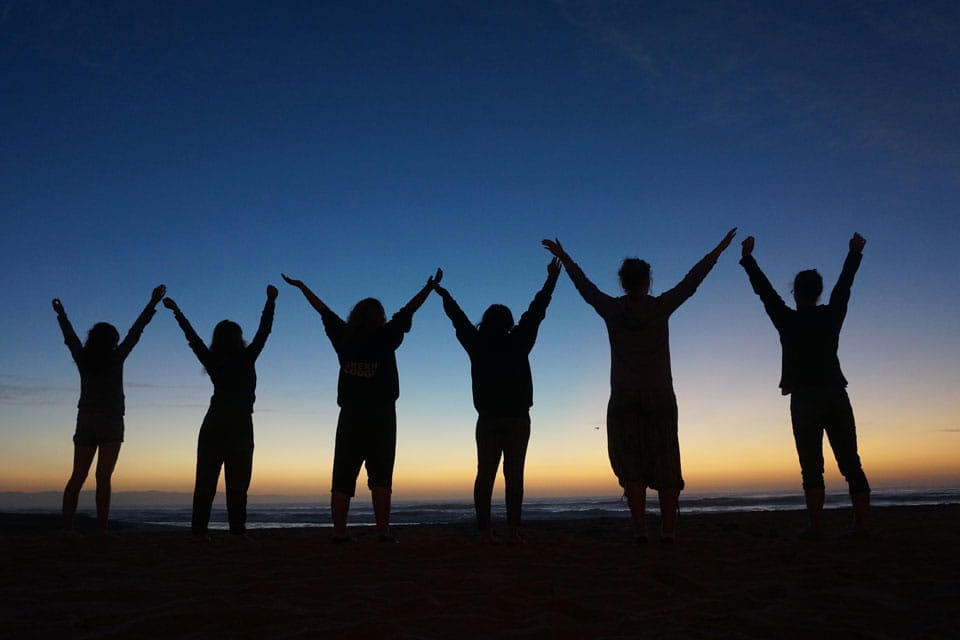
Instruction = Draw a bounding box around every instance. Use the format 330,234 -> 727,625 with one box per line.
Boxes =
606,390 -> 683,491
331,404 -> 397,497
73,412 -> 124,446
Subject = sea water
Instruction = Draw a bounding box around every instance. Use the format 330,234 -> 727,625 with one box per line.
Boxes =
92,487 -> 960,530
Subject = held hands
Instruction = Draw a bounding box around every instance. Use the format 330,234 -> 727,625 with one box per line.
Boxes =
547,256 -> 562,277
849,232 -> 866,253
51,298 -> 64,314
266,284 -> 279,301
542,238 -> 568,260
426,268 -> 443,289
150,285 -> 167,306
162,297 -> 179,312
741,236 -> 755,258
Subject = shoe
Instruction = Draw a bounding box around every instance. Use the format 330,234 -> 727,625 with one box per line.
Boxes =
331,535 -> 353,544
378,533 -> 399,544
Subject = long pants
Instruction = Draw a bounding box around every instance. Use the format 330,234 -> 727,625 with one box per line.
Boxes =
191,409 -> 254,535
474,414 -> 531,531
790,387 -> 870,494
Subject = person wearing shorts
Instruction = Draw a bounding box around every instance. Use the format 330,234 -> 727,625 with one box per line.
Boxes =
544,230 -> 736,542
53,284 -> 166,534
283,269 -> 441,543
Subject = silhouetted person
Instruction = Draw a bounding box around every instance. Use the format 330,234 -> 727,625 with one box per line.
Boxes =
543,230 -> 736,542
739,233 -> 870,539
433,258 -> 561,544
53,284 -> 166,535
282,270 -> 441,543
162,285 -> 277,540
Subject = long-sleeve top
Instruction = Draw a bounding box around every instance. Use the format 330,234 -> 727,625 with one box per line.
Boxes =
57,306 -> 156,415
739,250 -> 861,395
439,271 -> 558,417
321,306 -> 415,408
172,300 -> 275,413
564,252 -> 719,394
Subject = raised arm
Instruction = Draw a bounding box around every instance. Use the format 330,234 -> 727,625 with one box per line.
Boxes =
515,257 -> 561,342
281,274 -> 333,317
433,280 -> 478,352
116,284 -> 166,359
829,232 -> 865,309
52,298 -> 83,361
738,235 -> 789,324
659,228 -> 736,312
247,284 -> 278,358
542,238 -> 615,314
399,268 -> 443,316
162,296 -> 211,365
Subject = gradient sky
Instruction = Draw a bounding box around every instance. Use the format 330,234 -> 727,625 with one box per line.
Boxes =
2,1 -> 958,499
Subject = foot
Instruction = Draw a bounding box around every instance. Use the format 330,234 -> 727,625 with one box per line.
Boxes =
331,535 -> 353,544
505,531 -> 524,546
378,533 -> 399,544
190,534 -> 213,543
479,530 -> 501,545
228,533 -> 254,543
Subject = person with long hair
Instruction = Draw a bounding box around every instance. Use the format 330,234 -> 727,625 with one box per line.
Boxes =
282,269 -> 441,543
162,285 -> 278,540
432,258 -> 560,544
739,233 -> 871,539
53,284 -> 166,535
543,230 -> 736,543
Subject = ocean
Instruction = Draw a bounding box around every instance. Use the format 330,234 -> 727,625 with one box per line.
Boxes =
26,486 -> 957,530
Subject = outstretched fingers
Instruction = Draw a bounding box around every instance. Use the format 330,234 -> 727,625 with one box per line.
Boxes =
281,273 -> 304,288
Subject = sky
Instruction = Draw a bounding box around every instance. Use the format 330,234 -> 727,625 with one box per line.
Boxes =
1,1 -> 958,500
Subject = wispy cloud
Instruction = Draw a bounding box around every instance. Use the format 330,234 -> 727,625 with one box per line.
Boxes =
554,0 -> 960,170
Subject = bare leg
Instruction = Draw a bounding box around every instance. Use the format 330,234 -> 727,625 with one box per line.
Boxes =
63,445 -> 97,534
804,486 -> 825,536
658,488 -> 680,541
371,486 -> 392,537
331,491 -> 351,539
94,442 -> 122,533
623,481 -> 647,538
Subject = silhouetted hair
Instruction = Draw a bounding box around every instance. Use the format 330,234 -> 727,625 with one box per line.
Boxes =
347,298 -> 387,330
478,304 -> 514,336
792,270 -> 823,305
83,323 -> 120,371
619,258 -> 651,294
210,320 -> 246,356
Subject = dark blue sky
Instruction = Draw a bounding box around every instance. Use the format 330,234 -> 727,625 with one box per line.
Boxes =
2,1 -> 958,495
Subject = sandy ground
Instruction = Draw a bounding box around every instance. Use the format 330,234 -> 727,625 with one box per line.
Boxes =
1,505 -> 957,638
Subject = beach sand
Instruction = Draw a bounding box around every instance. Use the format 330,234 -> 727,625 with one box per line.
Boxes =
2,505 -> 957,638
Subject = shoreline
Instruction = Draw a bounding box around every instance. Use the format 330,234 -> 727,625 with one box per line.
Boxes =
2,505 -> 958,637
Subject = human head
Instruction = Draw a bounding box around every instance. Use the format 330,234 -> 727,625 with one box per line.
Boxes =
478,304 -> 514,335
618,258 -> 651,295
792,269 -> 823,307
85,322 -> 119,353
211,320 -> 245,354
347,298 -> 387,330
